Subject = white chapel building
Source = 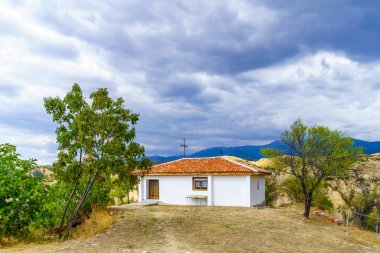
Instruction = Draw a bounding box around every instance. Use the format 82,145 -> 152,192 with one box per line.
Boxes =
138,156 -> 271,207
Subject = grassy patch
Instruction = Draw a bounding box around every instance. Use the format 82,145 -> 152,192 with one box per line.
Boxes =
70,209 -> 113,239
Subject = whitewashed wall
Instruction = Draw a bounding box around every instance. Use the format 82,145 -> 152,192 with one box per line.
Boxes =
213,175 -> 250,206
139,175 -> 212,206
250,176 -> 266,206
138,175 -> 266,207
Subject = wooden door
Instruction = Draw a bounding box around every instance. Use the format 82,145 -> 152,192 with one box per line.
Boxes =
149,180 -> 159,199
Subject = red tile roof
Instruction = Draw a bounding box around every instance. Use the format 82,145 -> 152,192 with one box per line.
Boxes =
146,157 -> 271,175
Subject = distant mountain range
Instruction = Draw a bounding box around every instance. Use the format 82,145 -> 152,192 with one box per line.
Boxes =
149,139 -> 380,164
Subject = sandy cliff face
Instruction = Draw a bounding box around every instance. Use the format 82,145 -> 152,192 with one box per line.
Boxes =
249,155 -> 380,209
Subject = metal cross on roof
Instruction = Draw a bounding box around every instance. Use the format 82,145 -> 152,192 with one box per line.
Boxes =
180,138 -> 188,157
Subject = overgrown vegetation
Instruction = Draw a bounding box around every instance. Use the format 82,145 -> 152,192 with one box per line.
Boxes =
44,84 -> 152,238
110,177 -> 136,205
265,172 -> 333,212
0,143 -> 48,244
333,157 -> 380,230
264,172 -> 281,206
282,177 -> 333,211
263,119 -> 361,218
0,84 -> 152,245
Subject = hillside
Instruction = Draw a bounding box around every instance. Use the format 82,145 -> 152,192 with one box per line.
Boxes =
249,154 -> 380,209
150,139 -> 380,164
5,205 -> 379,253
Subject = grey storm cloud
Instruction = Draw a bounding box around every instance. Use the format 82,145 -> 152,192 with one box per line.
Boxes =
1,0 -> 380,163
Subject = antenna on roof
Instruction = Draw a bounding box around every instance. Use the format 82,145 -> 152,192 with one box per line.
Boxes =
180,138 -> 188,157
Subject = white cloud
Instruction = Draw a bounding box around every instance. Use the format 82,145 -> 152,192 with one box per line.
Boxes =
238,51 -> 380,139
1,1 -> 380,163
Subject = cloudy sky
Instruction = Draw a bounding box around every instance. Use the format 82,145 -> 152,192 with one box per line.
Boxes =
1,1 -> 380,164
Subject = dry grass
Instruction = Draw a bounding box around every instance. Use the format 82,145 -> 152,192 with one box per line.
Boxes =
250,157 -> 273,168
0,237 -> 19,247
224,156 -> 273,168
0,209 -> 113,251
3,204 -> 379,253
70,210 -> 113,240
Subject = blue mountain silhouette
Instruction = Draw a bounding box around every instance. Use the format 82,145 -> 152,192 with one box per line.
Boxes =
149,139 -> 380,164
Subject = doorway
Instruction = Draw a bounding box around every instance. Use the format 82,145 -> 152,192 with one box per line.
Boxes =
148,180 -> 159,199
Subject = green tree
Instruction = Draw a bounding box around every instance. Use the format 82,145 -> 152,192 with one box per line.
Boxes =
0,143 -> 48,239
262,119 -> 361,218
111,175 -> 138,205
44,84 -> 151,238
282,176 -> 333,211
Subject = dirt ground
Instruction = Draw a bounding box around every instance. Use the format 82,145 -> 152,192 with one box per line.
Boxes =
1,204 -> 379,253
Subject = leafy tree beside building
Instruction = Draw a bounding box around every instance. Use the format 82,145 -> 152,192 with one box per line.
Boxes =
262,119 -> 361,218
44,84 -> 151,238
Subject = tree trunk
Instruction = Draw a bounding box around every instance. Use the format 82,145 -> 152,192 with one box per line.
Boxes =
58,148 -> 83,239
304,192 -> 313,218
304,198 -> 311,218
58,178 -> 79,239
67,167 -> 101,231
300,181 -> 310,218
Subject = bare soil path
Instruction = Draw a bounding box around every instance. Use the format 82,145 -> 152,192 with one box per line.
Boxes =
2,205 -> 379,253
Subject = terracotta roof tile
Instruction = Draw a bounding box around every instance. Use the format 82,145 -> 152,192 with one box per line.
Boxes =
146,157 -> 271,175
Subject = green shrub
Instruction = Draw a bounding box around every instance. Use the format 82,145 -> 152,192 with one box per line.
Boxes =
282,176 -> 333,211
265,175 -> 280,206
0,144 -> 49,240
282,177 -> 304,202
345,191 -> 380,229
32,183 -> 74,231
363,209 -> 380,230
81,176 -> 112,214
313,191 -> 334,211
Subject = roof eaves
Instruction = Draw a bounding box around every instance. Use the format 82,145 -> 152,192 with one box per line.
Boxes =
143,172 -> 262,176
152,157 -> 186,167
222,156 -> 259,173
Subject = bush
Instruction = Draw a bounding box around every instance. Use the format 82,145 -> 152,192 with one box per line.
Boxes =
0,144 -> 49,240
81,176 -> 112,215
0,143 -> 120,243
282,177 -> 304,202
363,209 -> 380,230
282,177 -> 333,211
32,183 -> 74,231
313,191 -> 334,211
345,191 -> 380,229
265,175 -> 280,206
